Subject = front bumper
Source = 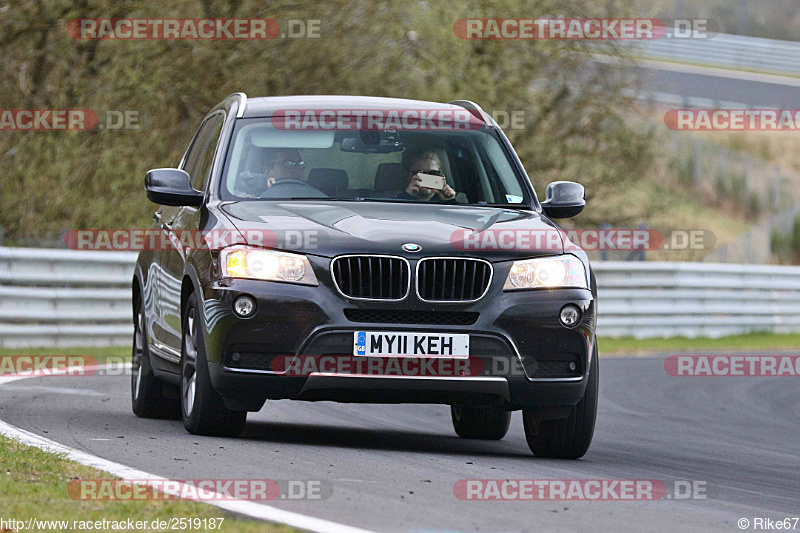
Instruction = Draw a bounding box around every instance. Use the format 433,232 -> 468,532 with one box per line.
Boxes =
199,257 -> 596,412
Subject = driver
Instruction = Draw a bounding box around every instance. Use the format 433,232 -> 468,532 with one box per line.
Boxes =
234,148 -> 306,197
397,147 -> 457,202
263,147 -> 306,188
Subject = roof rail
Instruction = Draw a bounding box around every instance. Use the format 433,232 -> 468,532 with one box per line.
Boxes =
448,99 -> 492,125
230,92 -> 247,118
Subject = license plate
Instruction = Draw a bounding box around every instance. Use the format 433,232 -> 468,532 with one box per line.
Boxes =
353,331 -> 469,358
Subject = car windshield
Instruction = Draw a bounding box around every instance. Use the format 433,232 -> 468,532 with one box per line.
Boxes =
219,116 -> 532,206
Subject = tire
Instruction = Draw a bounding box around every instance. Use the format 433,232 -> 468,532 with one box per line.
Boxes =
451,405 -> 511,440
522,343 -> 599,459
131,297 -> 178,419
181,293 -> 247,437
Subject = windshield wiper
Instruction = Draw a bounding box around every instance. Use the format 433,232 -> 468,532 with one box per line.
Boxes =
282,197 -> 531,208
287,196 -> 365,201
476,202 -> 532,209
359,197 -> 416,203
360,198 -> 530,207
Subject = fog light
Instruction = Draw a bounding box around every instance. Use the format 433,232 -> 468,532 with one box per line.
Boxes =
569,362 -> 577,371
231,352 -> 241,362
233,295 -> 256,318
559,305 -> 581,328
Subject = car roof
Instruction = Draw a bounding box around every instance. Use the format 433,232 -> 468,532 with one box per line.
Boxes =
241,95 -> 476,118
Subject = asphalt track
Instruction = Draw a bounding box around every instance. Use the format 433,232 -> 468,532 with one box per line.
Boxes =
635,63 -> 800,108
0,356 -> 797,532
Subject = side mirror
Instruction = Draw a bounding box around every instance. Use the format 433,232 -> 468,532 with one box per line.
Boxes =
541,181 -> 585,218
145,169 -> 203,207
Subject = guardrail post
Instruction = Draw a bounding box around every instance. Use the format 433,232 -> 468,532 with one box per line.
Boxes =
626,223 -> 647,261
600,223 -> 611,261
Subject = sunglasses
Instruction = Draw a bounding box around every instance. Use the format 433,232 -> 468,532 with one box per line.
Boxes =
269,159 -> 306,170
408,168 -> 443,176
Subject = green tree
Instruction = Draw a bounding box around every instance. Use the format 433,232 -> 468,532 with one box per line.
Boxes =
0,0 -> 653,241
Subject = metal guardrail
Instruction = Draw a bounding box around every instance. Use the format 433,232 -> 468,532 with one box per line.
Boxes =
0,247 -> 137,348
1,247 -> 799,347
634,31 -> 800,76
597,261 -> 800,338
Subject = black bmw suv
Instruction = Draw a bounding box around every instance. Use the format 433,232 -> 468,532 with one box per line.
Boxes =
132,93 -> 597,458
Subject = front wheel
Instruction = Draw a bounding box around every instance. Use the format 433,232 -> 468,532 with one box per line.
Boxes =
181,293 -> 247,437
522,343 -> 598,459
451,405 -> 511,440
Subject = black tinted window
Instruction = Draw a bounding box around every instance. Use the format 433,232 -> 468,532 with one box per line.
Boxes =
184,114 -> 224,191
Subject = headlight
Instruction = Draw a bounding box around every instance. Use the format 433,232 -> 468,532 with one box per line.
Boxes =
503,255 -> 587,290
219,247 -> 318,286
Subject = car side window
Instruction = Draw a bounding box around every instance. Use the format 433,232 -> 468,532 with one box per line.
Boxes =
181,120 -> 208,181
183,113 -> 224,192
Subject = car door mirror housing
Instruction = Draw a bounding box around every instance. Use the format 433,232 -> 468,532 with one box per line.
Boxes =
541,181 -> 585,218
145,168 -> 204,207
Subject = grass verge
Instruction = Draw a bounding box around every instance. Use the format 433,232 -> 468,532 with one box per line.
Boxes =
0,346 -> 296,531
0,435 -> 294,532
600,331 -> 800,356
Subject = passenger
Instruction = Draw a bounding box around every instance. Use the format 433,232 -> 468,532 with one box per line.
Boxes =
398,147 -> 457,201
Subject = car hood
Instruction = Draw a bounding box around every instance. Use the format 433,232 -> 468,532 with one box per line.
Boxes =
218,200 -> 564,261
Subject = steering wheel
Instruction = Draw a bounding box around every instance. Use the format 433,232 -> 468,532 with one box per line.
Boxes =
269,178 -> 315,188
259,178 -> 327,198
